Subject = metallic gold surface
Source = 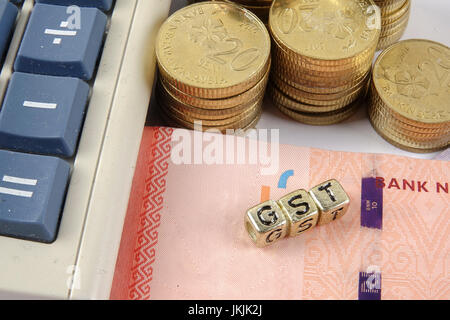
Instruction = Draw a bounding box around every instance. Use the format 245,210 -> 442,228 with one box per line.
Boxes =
309,179 -> 350,226
373,39 -> 450,124
376,0 -> 410,50
275,98 -> 362,125
163,97 -> 261,126
369,104 -> 450,136
160,61 -> 270,110
379,0 -> 410,25
271,72 -> 369,101
370,117 -> 449,153
277,189 -> 319,237
275,67 -> 371,94
271,42 -> 375,74
379,10 -> 410,38
157,80 -> 264,120
369,39 -> 450,153
374,0 -> 406,16
267,0 -> 376,117
376,23 -> 407,50
369,88 -> 450,132
272,77 -> 365,108
272,47 -> 373,78
193,0 -> 273,23
369,110 -> 450,145
159,98 -> 263,132
245,200 -> 288,248
156,1 -> 271,99
272,60 -> 369,88
269,0 -> 380,62
269,84 -> 351,113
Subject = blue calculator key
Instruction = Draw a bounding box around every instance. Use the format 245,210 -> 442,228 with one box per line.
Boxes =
0,0 -> 18,59
0,72 -> 89,157
0,150 -> 70,243
35,0 -> 113,11
14,3 -> 107,80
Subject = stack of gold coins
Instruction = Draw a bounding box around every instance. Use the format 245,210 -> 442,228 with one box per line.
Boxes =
189,0 -> 273,24
369,39 -> 450,153
374,0 -> 411,51
268,0 -> 380,125
155,1 -> 271,132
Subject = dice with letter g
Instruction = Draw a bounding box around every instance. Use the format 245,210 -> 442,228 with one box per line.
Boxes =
245,200 -> 288,247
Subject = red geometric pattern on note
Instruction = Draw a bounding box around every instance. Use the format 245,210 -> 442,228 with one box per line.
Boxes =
378,156 -> 450,299
127,127 -> 173,300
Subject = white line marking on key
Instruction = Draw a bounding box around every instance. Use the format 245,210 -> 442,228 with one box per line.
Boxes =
23,101 -> 57,110
3,175 -> 37,186
0,187 -> 33,198
44,29 -> 77,36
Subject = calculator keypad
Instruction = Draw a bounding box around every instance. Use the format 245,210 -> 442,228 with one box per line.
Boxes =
0,0 -> 114,243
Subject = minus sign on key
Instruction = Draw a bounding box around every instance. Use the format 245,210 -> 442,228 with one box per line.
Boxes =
0,187 -> 33,198
23,101 -> 57,109
44,29 -> 77,36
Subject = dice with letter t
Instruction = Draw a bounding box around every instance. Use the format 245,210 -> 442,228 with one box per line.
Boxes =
277,189 -> 319,237
309,179 -> 350,225
245,200 -> 288,247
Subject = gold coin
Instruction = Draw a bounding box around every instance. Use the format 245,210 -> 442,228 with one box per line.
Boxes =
269,83 -> 359,113
272,58 -> 370,86
163,97 -> 261,126
372,39 -> 450,125
369,109 -> 450,143
159,100 -> 262,132
376,9 -> 410,50
369,88 -> 449,133
271,71 -> 369,101
271,76 -> 367,107
274,94 -> 364,125
232,0 -> 273,6
374,0 -> 406,16
272,41 -> 373,79
156,79 -> 264,120
380,9 -> 410,37
159,59 -> 270,110
271,38 -> 375,74
369,101 -> 450,136
370,117 -> 449,153
274,64 -> 371,94
270,23 -> 378,71
380,0 -> 410,26
368,101 -> 449,137
376,26 -> 407,50
156,1 -> 271,99
269,0 -> 380,64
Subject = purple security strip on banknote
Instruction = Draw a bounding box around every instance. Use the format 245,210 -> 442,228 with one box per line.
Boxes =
361,177 -> 383,230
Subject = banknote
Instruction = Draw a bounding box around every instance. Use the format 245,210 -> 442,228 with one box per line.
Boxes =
435,149 -> 450,161
110,126 -> 449,300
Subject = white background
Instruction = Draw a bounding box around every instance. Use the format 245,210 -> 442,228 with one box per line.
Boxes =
149,0 -> 450,160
